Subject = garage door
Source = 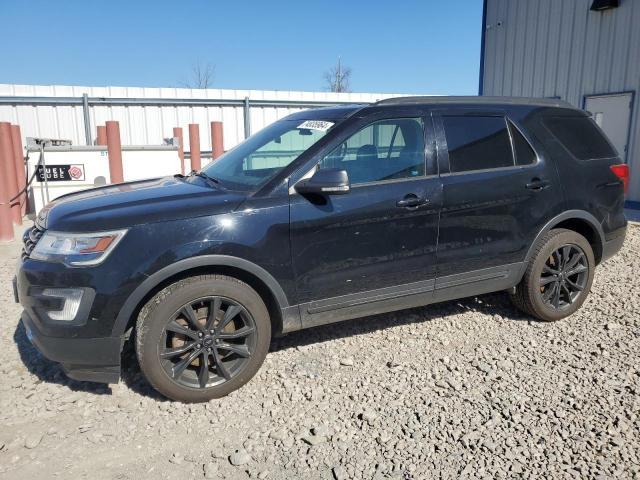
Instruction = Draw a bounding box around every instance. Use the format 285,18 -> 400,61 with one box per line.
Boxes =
585,93 -> 633,162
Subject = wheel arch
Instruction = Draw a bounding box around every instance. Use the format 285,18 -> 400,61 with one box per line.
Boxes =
524,210 -> 605,269
112,255 -> 290,340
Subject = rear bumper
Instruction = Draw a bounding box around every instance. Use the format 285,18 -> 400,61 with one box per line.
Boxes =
601,225 -> 626,263
21,309 -> 122,384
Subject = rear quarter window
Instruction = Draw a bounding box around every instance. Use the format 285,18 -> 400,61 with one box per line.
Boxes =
510,122 -> 537,166
544,116 -> 617,160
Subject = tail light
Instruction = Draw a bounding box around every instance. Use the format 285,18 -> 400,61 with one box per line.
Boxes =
610,164 -> 629,193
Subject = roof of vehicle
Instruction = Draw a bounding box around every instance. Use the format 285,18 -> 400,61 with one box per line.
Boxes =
374,95 -> 576,109
285,104 -> 367,121
284,96 -> 580,123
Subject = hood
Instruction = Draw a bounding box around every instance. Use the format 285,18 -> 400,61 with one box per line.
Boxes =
40,176 -> 247,232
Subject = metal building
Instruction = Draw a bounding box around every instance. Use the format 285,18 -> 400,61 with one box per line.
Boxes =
480,0 -> 640,203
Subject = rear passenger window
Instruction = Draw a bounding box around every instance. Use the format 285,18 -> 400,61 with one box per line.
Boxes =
510,123 -> 537,165
545,116 -> 616,160
442,116 -> 514,173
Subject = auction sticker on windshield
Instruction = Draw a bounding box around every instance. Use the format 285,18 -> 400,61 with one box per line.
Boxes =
297,120 -> 334,131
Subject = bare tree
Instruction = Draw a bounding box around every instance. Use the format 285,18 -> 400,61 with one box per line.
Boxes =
323,57 -> 352,93
181,60 -> 215,89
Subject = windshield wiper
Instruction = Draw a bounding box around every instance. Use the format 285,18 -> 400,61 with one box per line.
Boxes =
190,170 -> 220,185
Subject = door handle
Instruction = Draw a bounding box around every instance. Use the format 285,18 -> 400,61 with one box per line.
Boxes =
396,194 -> 429,208
525,178 -> 550,191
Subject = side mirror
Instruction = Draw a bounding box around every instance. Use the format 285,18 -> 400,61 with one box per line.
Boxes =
294,168 -> 350,195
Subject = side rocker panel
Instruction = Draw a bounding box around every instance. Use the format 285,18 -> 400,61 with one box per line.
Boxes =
298,263 -> 523,330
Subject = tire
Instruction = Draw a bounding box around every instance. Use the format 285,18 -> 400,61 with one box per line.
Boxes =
510,228 -> 595,322
135,275 -> 271,402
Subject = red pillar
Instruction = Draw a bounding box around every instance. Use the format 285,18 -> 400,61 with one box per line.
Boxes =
0,124 -> 15,240
106,121 -> 124,183
96,125 -> 107,145
10,125 -> 27,216
0,122 -> 21,225
173,127 -> 185,175
210,121 -> 224,160
188,123 -> 201,171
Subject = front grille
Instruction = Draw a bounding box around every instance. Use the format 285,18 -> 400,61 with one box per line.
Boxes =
22,223 -> 46,260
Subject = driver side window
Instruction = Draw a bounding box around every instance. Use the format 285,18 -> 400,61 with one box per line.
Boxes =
318,118 -> 425,185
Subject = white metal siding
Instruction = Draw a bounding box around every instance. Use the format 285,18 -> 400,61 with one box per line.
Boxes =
0,84 -> 408,153
482,0 -> 640,201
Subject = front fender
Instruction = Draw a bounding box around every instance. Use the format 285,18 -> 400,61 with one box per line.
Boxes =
111,202 -> 293,336
111,254 -> 290,336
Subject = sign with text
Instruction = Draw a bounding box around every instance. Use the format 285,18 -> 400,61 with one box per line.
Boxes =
36,164 -> 85,182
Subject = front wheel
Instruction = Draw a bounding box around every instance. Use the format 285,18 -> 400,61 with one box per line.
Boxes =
135,275 -> 271,402
510,228 -> 595,322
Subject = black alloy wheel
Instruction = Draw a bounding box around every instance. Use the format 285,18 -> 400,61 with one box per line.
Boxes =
160,296 -> 257,389
136,274 -> 271,402
538,244 -> 589,310
510,228 -> 595,322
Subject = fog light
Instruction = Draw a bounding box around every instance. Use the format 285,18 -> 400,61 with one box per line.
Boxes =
41,288 -> 84,321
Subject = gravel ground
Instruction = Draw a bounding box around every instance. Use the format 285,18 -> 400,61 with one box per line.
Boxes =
0,222 -> 639,480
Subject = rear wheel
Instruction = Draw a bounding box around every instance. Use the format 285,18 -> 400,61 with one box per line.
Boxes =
510,228 -> 595,321
135,275 -> 271,402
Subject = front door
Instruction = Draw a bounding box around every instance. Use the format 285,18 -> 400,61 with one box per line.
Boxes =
290,112 -> 442,327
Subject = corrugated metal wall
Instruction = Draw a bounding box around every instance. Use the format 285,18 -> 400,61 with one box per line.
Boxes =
481,0 -> 640,201
0,84 -> 406,153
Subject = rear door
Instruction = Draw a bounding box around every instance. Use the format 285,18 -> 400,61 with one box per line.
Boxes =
434,110 -> 563,295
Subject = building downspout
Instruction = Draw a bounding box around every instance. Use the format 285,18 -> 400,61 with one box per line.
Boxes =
478,0 -> 488,95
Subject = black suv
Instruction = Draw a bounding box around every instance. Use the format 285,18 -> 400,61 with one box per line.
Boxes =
15,97 -> 627,402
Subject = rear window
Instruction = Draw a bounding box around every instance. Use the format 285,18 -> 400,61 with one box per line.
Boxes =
545,116 -> 616,160
442,116 -> 514,173
510,123 -> 537,166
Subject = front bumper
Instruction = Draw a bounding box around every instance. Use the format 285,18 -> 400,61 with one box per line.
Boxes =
14,261 -> 124,384
21,309 -> 121,383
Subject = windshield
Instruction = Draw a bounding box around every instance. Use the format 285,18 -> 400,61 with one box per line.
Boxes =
200,119 -> 335,191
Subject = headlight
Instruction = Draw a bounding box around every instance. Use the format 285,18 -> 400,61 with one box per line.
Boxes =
30,229 -> 127,266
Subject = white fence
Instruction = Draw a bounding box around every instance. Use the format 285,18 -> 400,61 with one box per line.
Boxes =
0,84 -> 410,155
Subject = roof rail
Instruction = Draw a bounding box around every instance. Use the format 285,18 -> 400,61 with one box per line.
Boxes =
374,95 -> 574,109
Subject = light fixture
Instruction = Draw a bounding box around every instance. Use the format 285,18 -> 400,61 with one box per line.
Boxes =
41,288 -> 84,321
590,0 -> 619,11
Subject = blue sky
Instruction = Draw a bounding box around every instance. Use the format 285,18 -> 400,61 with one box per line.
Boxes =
1,0 -> 483,94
